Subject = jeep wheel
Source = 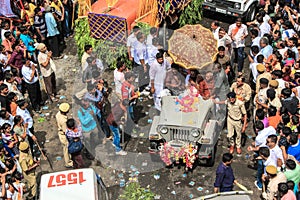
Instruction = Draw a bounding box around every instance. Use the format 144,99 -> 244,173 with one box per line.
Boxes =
206,144 -> 217,167
245,4 -> 256,22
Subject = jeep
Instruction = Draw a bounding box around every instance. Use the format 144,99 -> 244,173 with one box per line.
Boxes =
202,0 -> 260,22
149,95 -> 222,166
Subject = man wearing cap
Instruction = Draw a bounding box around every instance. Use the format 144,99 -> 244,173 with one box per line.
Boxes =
230,75 -> 251,104
37,43 -> 58,102
215,92 -> 247,154
56,102 -> 73,168
262,165 -> 287,200
256,63 -> 271,93
269,79 -> 281,97
19,142 -> 39,199
255,79 -> 269,112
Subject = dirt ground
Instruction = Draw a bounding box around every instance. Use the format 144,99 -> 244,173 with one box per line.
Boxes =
33,16 -> 262,200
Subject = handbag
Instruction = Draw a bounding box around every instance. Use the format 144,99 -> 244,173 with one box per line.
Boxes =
67,138 -> 83,154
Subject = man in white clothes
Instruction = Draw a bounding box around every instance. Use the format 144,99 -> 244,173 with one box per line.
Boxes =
113,60 -> 127,98
150,52 -> 171,111
211,21 -> 220,40
228,18 -> 248,75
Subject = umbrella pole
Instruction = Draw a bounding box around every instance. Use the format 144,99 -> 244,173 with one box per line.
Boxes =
163,20 -> 166,50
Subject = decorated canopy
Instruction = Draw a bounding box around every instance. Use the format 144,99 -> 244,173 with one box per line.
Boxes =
168,24 -> 218,69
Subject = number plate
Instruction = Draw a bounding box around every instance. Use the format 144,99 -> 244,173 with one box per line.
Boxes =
216,8 -> 226,14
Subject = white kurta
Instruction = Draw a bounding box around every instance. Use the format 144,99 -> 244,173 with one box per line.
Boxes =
149,59 -> 171,110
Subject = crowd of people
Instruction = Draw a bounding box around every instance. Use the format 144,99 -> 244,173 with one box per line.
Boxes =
210,0 -> 300,199
3,0 -> 300,199
0,0 -> 77,199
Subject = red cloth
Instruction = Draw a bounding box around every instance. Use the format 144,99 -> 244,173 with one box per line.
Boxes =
198,81 -> 210,98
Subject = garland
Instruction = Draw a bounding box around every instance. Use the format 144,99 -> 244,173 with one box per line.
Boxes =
160,143 -> 198,170
175,86 -> 199,112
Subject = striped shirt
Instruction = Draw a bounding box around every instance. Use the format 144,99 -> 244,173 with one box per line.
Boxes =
34,15 -> 47,35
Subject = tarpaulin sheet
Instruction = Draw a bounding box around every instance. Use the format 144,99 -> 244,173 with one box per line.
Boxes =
0,0 -> 17,17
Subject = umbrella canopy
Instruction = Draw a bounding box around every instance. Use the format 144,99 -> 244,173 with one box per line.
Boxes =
168,24 -> 218,69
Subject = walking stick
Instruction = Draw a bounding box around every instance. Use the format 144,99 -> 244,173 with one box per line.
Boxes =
34,141 -> 54,171
71,2 -> 76,30
36,63 -> 53,103
236,182 -> 253,194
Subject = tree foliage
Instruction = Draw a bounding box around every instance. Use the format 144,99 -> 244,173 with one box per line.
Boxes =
119,182 -> 156,200
179,0 -> 204,27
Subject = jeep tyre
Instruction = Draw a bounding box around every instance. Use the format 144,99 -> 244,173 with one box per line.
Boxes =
245,4 -> 256,22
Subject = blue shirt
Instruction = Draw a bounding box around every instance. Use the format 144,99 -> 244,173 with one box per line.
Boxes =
45,12 -> 59,37
19,34 -> 35,53
260,45 -> 273,59
83,89 -> 104,103
78,104 -> 100,132
287,139 -> 300,162
214,162 -> 235,188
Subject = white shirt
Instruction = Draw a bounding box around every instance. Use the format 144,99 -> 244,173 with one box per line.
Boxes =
1,29 -> 10,41
16,107 -> 33,129
146,34 -> 153,45
250,62 -> 259,83
0,114 -> 14,127
37,51 -> 55,77
6,182 -> 25,200
259,22 -> 271,37
251,36 -> 261,47
113,69 -> 125,95
147,44 -> 159,65
217,34 -> 232,48
278,47 -> 288,58
276,78 -> 286,89
4,80 -> 24,100
127,33 -> 137,57
0,53 -> 10,72
282,29 -> 296,41
212,27 -> 220,40
149,59 -> 171,94
269,145 -> 285,166
263,156 -> 277,174
133,41 -> 148,65
228,23 -> 248,48
21,64 -> 39,84
255,126 -> 276,147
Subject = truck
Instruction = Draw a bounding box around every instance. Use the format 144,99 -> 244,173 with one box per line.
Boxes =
40,168 -> 109,200
148,95 -> 221,167
202,0 -> 260,22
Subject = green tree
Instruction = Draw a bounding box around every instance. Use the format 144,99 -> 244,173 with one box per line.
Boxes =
179,0 -> 204,27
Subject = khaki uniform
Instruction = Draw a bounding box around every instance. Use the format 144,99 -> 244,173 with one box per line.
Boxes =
55,112 -> 73,167
266,172 -> 287,200
256,72 -> 272,93
19,152 -> 37,198
230,82 -> 252,102
226,99 -> 246,148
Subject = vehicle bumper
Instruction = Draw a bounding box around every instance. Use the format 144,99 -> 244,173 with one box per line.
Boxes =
202,3 -> 245,18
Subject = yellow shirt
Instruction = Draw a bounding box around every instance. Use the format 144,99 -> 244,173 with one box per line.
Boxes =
51,0 -> 63,14
26,3 -> 36,25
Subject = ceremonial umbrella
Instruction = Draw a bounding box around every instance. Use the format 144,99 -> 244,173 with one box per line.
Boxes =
168,24 -> 218,69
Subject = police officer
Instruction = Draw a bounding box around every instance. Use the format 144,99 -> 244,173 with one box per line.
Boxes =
255,64 -> 271,94
225,92 -> 247,155
230,76 -> 252,104
19,142 -> 39,199
56,103 -> 73,168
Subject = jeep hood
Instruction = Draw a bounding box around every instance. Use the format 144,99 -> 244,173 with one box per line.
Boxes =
158,96 -> 214,128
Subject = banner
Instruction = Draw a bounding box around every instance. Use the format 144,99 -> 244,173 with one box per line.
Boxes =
0,0 -> 17,17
